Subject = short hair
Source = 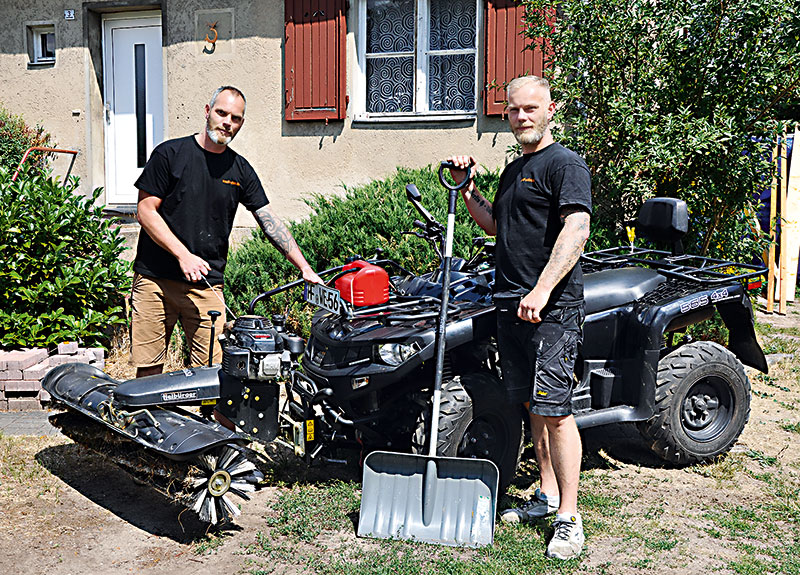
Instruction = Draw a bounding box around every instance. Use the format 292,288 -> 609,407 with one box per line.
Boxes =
209,86 -> 247,114
507,76 -> 551,100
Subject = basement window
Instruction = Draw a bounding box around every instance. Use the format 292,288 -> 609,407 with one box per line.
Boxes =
27,24 -> 56,66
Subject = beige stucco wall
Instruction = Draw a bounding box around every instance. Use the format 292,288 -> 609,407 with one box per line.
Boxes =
0,0 -> 517,236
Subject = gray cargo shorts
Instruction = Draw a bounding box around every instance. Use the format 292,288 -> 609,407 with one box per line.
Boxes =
496,299 -> 584,417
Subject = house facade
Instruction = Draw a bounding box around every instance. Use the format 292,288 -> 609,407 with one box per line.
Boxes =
0,0 -> 544,235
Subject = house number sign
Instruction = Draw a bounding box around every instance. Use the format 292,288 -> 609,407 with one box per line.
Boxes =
64,10 -> 75,20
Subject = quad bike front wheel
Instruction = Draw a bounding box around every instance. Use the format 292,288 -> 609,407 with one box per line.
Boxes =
638,341 -> 751,464
412,371 -> 524,490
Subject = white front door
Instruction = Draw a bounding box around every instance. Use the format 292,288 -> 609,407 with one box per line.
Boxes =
103,13 -> 164,204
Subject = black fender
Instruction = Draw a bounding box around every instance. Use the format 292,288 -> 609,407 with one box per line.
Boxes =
42,363 -> 247,460
575,282 -> 764,429
716,291 -> 768,373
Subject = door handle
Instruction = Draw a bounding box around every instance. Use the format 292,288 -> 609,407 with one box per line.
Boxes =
104,102 -> 111,124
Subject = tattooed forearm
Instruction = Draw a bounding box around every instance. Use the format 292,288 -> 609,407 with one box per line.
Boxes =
472,195 -> 493,218
537,210 -> 590,291
254,206 -> 299,257
462,185 -> 496,235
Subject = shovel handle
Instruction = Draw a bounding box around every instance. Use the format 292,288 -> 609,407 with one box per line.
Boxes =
428,186 -> 460,457
438,161 -> 475,192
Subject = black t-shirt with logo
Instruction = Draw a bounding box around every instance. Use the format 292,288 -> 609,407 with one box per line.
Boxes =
492,143 -> 592,305
133,135 -> 269,285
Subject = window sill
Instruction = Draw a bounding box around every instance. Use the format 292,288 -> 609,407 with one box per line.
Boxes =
103,205 -> 138,220
352,112 -> 476,124
27,60 -> 55,69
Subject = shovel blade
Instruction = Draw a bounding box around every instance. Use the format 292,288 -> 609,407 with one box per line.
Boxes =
357,451 -> 499,547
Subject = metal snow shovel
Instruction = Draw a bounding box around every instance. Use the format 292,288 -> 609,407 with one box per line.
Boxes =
357,162 -> 499,547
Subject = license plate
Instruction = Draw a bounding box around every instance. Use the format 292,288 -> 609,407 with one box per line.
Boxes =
304,282 -> 351,315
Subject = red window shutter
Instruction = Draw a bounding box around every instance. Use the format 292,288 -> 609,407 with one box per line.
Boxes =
484,0 -> 551,116
284,0 -> 347,121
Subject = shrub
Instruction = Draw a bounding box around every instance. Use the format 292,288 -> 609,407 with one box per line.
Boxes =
224,165 -> 501,333
0,167 -> 131,348
522,0 -> 799,260
0,105 -> 52,173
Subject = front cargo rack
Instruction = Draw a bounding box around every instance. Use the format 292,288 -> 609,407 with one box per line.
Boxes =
581,246 -> 766,285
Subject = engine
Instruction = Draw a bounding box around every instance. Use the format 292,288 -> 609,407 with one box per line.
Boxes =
222,315 -> 285,381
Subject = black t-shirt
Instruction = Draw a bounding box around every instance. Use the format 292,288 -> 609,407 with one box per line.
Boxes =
133,135 -> 269,285
492,142 -> 592,305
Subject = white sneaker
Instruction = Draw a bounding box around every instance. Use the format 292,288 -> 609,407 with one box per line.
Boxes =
500,489 -> 560,524
546,512 -> 585,560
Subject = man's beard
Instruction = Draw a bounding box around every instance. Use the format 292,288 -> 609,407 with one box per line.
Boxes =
513,117 -> 548,146
206,122 -> 234,145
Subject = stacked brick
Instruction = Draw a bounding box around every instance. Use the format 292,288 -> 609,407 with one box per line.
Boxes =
0,343 -> 105,411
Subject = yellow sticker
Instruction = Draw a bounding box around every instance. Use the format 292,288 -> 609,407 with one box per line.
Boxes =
201,399 -> 217,406
306,419 -> 315,441
536,390 -> 548,397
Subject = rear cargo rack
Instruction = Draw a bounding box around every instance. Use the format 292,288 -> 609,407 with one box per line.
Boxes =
581,247 -> 765,285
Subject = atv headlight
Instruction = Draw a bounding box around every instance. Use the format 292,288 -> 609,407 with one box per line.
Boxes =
378,342 -> 419,366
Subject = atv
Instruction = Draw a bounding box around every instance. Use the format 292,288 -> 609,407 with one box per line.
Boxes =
43,164 -> 767,525
288,189 -> 768,490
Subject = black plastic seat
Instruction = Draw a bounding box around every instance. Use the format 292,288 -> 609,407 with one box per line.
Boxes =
584,267 -> 666,314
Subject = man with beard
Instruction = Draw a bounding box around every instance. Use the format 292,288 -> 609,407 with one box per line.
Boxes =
131,86 -> 321,378
447,75 -> 591,560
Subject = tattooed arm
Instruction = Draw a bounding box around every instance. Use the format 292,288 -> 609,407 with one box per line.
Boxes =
517,207 -> 591,323
253,205 -> 322,284
447,155 -> 496,235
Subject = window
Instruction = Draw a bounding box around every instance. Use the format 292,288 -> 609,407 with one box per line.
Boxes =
354,0 -> 479,121
27,24 -> 56,65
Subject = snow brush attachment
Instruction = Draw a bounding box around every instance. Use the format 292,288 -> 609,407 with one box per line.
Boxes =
188,445 -> 263,524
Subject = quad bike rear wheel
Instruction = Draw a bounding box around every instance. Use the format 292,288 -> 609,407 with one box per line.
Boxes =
412,371 -> 524,490
638,341 -> 751,464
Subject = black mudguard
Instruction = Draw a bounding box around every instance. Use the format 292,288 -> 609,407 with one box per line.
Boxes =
112,364 -> 223,407
717,292 -> 768,373
42,363 -> 248,460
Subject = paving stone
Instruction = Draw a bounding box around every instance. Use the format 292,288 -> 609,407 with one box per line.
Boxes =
0,369 -> 23,380
4,380 -> 42,393
0,410 -> 60,433
0,399 -> 7,411
7,397 -> 43,411
92,359 -> 106,371
48,355 -> 76,366
23,360 -> 50,381
73,353 -> 95,364
57,342 -> 79,355
38,389 -> 51,403
89,348 -> 106,361
3,349 -> 48,370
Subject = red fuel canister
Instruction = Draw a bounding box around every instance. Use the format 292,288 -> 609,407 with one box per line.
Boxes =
335,260 -> 390,306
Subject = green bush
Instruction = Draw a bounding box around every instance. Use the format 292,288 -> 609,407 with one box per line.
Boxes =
0,105 -> 52,173
0,167 -> 131,348
224,165 -> 501,333
522,0 -> 799,260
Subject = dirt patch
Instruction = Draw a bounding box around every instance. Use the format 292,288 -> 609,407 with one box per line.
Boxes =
2,303 -> 799,574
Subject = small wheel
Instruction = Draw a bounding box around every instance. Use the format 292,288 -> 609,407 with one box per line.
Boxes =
412,372 -> 524,490
188,445 -> 264,524
638,341 -> 751,464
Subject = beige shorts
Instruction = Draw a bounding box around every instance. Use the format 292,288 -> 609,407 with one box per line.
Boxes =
130,273 -> 226,369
